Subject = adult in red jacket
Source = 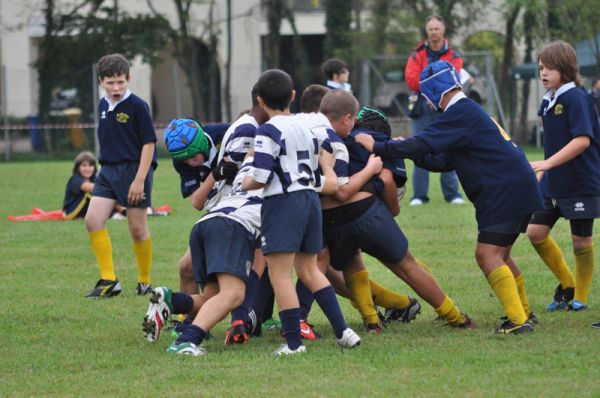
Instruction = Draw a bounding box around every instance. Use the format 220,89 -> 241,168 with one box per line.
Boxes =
404,15 -> 465,206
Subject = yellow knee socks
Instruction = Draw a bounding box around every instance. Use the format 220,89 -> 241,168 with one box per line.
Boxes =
574,245 -> 594,303
346,270 -> 379,325
514,273 -> 531,316
434,295 -> 466,326
487,265 -> 527,325
369,279 -> 411,309
89,229 -> 116,281
133,237 -> 153,285
532,236 -> 574,288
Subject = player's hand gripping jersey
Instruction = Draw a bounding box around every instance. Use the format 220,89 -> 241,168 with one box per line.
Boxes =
205,114 -> 259,210
198,156 -> 263,239
294,112 -> 348,187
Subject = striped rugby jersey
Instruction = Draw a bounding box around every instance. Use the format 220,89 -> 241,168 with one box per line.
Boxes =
199,157 -> 262,238
250,114 -> 321,197
294,112 -> 349,187
206,114 -> 258,210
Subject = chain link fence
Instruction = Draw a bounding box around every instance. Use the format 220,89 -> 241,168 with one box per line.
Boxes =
359,51 -> 505,138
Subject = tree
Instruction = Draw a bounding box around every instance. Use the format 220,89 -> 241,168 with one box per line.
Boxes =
324,0 -> 353,59
403,0 -> 487,38
499,2 -> 522,108
147,0 -> 222,121
262,0 -> 286,68
547,0 -> 600,74
36,0 -> 170,121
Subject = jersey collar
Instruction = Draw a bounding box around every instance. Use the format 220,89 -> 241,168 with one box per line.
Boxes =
444,91 -> 466,112
542,82 -> 575,115
105,89 -> 132,112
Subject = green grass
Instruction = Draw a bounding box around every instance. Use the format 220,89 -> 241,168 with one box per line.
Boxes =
1,149 -> 599,397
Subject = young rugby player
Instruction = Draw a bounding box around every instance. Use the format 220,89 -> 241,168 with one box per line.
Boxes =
527,41 -> 600,312
84,54 -> 156,298
144,157 -> 263,356
242,69 -> 360,355
356,60 -> 542,334
321,92 -> 471,332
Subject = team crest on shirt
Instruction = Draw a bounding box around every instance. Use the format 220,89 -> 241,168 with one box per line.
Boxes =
575,202 -> 585,212
554,104 -> 564,115
116,112 -> 130,123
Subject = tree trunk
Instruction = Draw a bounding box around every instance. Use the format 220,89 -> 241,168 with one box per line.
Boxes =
225,0 -> 232,121
264,0 -> 284,68
518,8 -> 534,145
500,5 -> 521,108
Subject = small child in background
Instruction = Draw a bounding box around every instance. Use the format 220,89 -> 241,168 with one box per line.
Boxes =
62,151 -> 126,220
62,151 -> 98,220
322,58 -> 352,92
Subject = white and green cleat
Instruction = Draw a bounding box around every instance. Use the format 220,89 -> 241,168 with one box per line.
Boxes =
167,341 -> 207,356
142,287 -> 174,342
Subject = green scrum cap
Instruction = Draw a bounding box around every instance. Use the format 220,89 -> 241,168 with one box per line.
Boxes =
164,118 -> 210,161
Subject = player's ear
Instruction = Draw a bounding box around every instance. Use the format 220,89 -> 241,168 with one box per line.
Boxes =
290,90 -> 296,103
257,95 -> 266,109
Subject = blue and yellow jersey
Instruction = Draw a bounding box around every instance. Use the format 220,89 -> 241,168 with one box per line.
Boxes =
347,128 -> 408,191
539,85 -> 600,198
375,95 -> 542,227
97,92 -> 158,168
62,175 -> 93,219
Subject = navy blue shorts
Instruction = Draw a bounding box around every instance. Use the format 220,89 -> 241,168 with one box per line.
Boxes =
93,163 -> 153,208
478,216 -> 531,247
324,197 -> 408,270
189,217 -> 254,286
260,190 -> 322,255
529,197 -> 599,237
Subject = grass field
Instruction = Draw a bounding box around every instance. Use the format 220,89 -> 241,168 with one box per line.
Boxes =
1,151 -> 599,397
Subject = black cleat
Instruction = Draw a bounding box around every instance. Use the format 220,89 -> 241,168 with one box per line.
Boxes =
384,297 -> 422,323
136,283 -> 152,296
546,284 -> 574,311
365,322 -> 383,335
85,279 -> 122,298
501,312 -> 538,324
448,312 -> 475,330
496,319 -> 533,335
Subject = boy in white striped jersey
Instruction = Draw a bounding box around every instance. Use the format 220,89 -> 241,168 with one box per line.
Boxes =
143,156 -> 264,356
242,69 -> 360,355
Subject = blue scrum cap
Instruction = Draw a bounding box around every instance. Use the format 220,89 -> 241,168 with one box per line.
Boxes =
163,118 -> 210,161
419,60 -> 462,110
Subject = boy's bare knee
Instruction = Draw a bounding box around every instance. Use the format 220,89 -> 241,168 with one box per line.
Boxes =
179,258 -> 193,277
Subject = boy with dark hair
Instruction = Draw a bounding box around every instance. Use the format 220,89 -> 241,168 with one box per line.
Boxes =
300,84 -> 331,113
356,60 -> 542,334
242,69 -> 360,355
85,53 -> 156,298
322,58 -> 352,92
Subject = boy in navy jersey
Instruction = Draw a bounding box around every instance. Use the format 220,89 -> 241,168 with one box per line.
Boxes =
356,60 -> 543,334
527,41 -> 600,313
84,53 -> 157,298
322,94 -> 471,332
242,69 -> 360,355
